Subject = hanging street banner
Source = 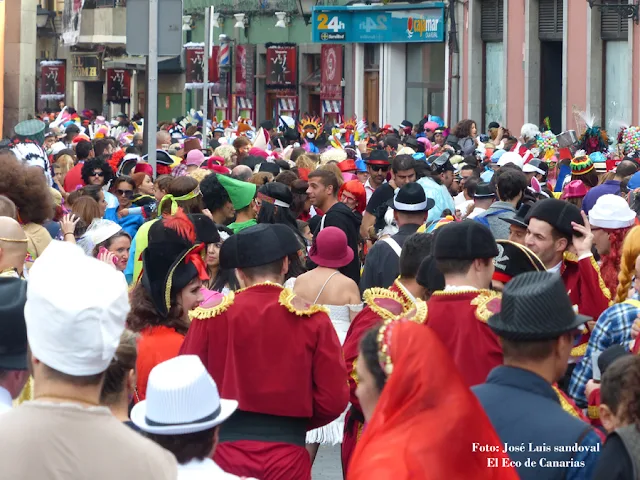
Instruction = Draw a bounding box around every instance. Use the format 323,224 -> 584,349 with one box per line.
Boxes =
107,69 -> 131,103
320,45 -> 342,100
40,60 -> 66,101
266,43 -> 297,89
312,3 -> 446,44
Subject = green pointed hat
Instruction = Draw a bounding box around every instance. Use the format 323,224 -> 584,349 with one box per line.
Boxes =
216,173 -> 257,210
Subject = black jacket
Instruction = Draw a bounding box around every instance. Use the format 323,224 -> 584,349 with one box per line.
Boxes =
314,202 -> 361,284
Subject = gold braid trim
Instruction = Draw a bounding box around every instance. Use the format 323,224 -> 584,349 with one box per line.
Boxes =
587,405 -> 600,420
432,288 -> 495,297
588,255 -> 612,305
392,279 -> 415,310
570,342 -> 588,358
189,292 -> 235,320
279,288 -> 329,316
405,299 -> 428,325
470,290 -> 502,323
563,251 -> 579,263
362,287 -> 406,321
551,385 -> 581,419
234,281 -> 283,295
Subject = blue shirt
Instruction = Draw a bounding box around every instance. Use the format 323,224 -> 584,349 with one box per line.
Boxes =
417,176 -> 455,224
569,301 -> 638,405
581,180 -> 621,214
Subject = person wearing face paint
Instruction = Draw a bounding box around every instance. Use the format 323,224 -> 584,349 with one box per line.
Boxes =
127,210 -> 209,401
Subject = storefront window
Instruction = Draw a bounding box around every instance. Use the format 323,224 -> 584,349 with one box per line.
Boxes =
405,43 -> 445,121
484,42 -> 504,130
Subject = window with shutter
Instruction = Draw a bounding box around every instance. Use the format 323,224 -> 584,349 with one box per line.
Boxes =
539,0 -> 564,41
601,0 -> 629,40
481,0 -> 504,42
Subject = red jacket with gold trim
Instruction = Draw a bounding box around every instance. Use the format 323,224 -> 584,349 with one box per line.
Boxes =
561,253 -> 612,359
426,289 -> 502,388
179,282 -> 348,430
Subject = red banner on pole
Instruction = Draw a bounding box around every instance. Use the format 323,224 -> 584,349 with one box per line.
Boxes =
209,46 -> 220,84
40,60 -> 66,100
106,69 -> 131,103
321,45 -> 343,100
266,43 -> 297,89
235,45 -> 247,96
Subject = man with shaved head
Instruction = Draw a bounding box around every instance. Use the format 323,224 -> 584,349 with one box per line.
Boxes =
232,165 -> 253,182
0,217 -> 28,277
156,130 -> 171,150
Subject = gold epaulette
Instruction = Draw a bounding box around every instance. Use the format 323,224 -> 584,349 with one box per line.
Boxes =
587,405 -> 600,420
563,251 -> 579,263
470,290 -> 502,323
279,288 -> 329,316
362,288 -> 407,320
570,342 -> 588,358
551,385 -> 581,419
403,299 -> 428,324
189,291 -> 235,320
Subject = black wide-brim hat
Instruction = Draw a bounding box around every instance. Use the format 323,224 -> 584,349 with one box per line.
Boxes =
488,271 -> 591,341
142,150 -> 174,166
501,203 -> 533,230
0,277 -> 28,370
220,223 -> 301,270
434,220 -> 499,260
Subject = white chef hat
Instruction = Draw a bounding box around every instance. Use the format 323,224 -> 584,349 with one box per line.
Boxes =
25,241 -> 130,376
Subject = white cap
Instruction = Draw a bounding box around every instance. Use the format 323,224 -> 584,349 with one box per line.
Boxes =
497,151 -> 524,169
25,241 -> 130,376
588,194 -> 636,230
131,355 -> 238,435
523,163 -> 544,175
50,142 -> 67,156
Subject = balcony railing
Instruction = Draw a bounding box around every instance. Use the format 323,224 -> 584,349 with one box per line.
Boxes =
83,0 -> 126,9
185,0 -> 338,15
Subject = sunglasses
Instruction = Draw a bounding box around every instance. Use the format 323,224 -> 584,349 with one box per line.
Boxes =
370,165 -> 389,173
90,171 -> 105,177
116,189 -> 134,198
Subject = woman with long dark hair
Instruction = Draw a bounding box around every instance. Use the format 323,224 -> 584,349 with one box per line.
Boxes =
257,181 -> 306,248
127,210 -> 208,400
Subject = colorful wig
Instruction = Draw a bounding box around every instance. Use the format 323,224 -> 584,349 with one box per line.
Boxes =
615,226 -> 640,303
338,179 -> 366,214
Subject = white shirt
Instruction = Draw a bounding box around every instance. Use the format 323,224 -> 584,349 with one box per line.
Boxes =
548,261 -> 563,274
454,191 -> 468,207
364,178 -> 386,204
467,207 -> 486,219
178,458 -> 257,480
443,285 -> 478,292
0,386 -> 12,414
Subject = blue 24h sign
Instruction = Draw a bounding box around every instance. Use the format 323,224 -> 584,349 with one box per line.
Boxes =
312,3 -> 446,44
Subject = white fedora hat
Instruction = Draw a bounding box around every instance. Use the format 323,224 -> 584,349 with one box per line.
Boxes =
131,355 -> 238,435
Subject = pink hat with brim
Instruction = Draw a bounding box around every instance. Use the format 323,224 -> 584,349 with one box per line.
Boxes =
561,180 -> 588,199
309,226 -> 354,268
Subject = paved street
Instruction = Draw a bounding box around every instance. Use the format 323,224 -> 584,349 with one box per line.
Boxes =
312,445 -> 342,480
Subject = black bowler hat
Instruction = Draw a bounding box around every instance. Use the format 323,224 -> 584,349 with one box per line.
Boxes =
488,271 -> 591,341
365,149 -> 390,165
220,223 -> 301,269
493,239 -> 546,284
473,182 -> 496,199
433,220 -> 499,260
501,203 -> 533,230
388,183 -> 435,213
416,255 -> 445,293
525,198 -> 584,238
0,277 -> 28,370
258,162 -> 281,176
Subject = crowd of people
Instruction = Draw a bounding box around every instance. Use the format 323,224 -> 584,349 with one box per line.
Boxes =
3,106 -> 640,479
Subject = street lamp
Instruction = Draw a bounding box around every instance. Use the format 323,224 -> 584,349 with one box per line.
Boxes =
36,4 -> 55,29
296,0 -> 321,26
586,0 -> 640,24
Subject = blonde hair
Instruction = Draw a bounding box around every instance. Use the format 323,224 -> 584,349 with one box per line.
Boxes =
319,163 -> 344,187
214,144 -> 237,167
250,172 -> 274,185
189,167 -> 212,183
319,148 -> 347,165
55,154 -> 75,177
295,154 -> 317,171
615,226 -> 640,303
